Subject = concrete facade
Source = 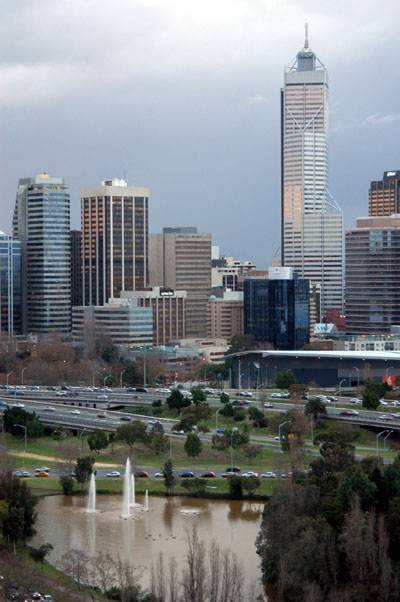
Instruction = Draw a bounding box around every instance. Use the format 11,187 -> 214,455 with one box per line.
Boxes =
207,291 -> 244,341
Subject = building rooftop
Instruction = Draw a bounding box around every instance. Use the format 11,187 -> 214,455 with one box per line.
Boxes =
227,349 -> 400,361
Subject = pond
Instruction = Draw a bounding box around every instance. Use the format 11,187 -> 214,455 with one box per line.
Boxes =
32,493 -> 266,591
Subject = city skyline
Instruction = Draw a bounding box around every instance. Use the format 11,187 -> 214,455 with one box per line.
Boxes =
1,1 -> 400,267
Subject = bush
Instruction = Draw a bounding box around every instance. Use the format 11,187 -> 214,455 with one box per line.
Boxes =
233,409 -> 246,421
59,475 -> 74,495
152,399 -> 162,407
228,474 -> 243,498
220,403 -> 234,417
253,417 -> 268,428
248,407 -> 264,420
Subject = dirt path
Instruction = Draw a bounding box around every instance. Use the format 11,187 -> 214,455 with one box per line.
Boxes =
10,450 -> 120,468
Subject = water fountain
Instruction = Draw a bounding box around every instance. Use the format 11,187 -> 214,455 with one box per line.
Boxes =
144,490 -> 149,512
121,458 -> 141,519
85,473 -> 99,514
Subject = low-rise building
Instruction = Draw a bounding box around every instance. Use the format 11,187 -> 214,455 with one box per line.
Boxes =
207,291 -> 243,341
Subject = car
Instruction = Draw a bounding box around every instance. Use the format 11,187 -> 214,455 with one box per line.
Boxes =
97,412 -> 107,418
97,394 -> 108,400
120,415 -> 131,421
11,402 -> 25,408
181,390 -> 192,398
350,398 -> 362,404
41,595 -> 54,601
242,471 -> 259,477
260,471 -> 276,478
47,386 -> 57,391
30,592 -> 42,601
274,436 -> 280,440
15,470 -> 31,478
101,387 -> 112,393
30,385 -> 40,390
216,428 -> 226,434
200,471 -> 216,478
43,406 -> 55,412
135,387 -> 148,393
35,471 -> 50,477
56,391 -> 67,396
264,402 -> 274,408
340,410 -> 359,416
126,387 -> 136,392
238,391 -> 254,398
225,466 -> 241,473
232,400 -> 244,406
179,471 -> 195,478
148,419 -> 161,425
154,472 -> 164,478
135,471 -> 149,477
106,471 -> 120,477
326,396 -> 337,402
172,430 -> 185,435
379,414 -> 394,420
70,409 -> 80,414
36,466 -> 51,472
380,400 -> 389,406
204,388 -> 214,394
221,472 -> 235,478
8,390 -> 24,396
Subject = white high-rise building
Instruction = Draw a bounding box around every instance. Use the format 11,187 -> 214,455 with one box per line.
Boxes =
281,28 -> 343,314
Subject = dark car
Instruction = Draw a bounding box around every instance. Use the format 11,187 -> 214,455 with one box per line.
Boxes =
216,428 -> 226,434
340,410 -> 359,417
135,387 -> 148,393
180,471 -> 195,478
135,471 -> 149,477
232,400 -> 244,406
225,466 -> 241,473
200,471 -> 216,478
120,415 -> 131,421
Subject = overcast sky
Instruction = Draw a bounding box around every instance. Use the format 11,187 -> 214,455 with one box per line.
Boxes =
1,0 -> 400,267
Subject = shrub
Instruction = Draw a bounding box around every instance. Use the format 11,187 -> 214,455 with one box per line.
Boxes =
233,409 -> 246,422
59,475 -> 74,495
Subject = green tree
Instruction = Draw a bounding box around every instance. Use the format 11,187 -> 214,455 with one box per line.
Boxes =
248,406 -> 264,421
30,543 -> 54,570
336,464 -> 377,513
220,392 -> 230,404
162,459 -> 177,495
226,334 -> 258,355
319,441 -> 355,475
3,506 -> 25,554
362,389 -> 380,410
242,475 -> 261,496
167,389 -> 191,412
184,433 -> 203,460
59,475 -> 74,495
275,371 -> 296,389
0,471 -> 38,550
227,474 -> 243,499
211,434 -> 228,451
242,444 -> 260,465
124,362 -> 142,386
220,402 -> 234,417
101,345 -> 116,363
181,477 -> 207,495
304,397 -> 328,421
190,387 -> 206,404
108,432 -> 115,453
152,437 -> 168,455
115,420 -> 150,450
87,430 -> 109,454
74,456 -> 95,489
3,406 -> 44,439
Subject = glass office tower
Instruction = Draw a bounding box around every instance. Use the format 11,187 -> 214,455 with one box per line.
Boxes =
244,276 -> 310,350
13,174 -> 71,335
81,179 -> 149,306
0,231 -> 21,335
281,29 -> 344,314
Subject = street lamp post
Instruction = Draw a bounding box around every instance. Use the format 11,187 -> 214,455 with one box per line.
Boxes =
21,367 -> 27,387
215,407 -> 223,431
79,428 -> 87,453
120,370 -> 125,388
230,427 -> 238,468
6,371 -> 13,387
279,420 -> 289,446
353,366 -> 360,389
169,436 -> 172,460
92,367 -> 96,388
376,429 -> 388,456
339,378 -> 346,399
15,423 -> 27,454
383,430 -> 394,460
103,374 -> 111,388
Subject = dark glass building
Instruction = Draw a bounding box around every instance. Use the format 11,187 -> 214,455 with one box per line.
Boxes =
13,174 -> 71,335
81,179 -> 149,305
0,231 -> 21,335
70,230 -> 82,307
345,216 -> 400,334
244,276 -> 310,350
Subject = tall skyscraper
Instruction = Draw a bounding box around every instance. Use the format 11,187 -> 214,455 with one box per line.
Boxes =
369,171 -> 400,216
281,28 -> 344,314
13,174 -> 71,335
149,227 -> 211,337
0,231 -> 22,335
81,178 -> 149,306
345,215 -> 400,334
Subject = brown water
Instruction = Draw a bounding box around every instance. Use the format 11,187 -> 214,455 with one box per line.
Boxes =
32,494 -> 265,590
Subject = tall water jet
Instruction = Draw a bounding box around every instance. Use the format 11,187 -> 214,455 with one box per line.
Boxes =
144,490 -> 149,512
130,473 -> 135,507
121,458 -> 132,518
85,473 -> 98,514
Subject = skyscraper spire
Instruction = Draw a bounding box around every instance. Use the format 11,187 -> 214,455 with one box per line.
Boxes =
304,20 -> 309,49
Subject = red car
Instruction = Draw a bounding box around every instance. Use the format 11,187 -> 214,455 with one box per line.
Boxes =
135,471 -> 149,477
200,471 -> 216,478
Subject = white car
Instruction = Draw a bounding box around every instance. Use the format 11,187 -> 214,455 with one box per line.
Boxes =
350,398 -> 362,404
43,406 -> 55,412
70,409 -> 80,414
56,391 -> 67,396
106,471 -> 120,477
181,390 -> 192,397
260,471 -> 276,478
264,402 -> 274,408
242,471 -> 259,477
154,472 -> 164,478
